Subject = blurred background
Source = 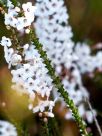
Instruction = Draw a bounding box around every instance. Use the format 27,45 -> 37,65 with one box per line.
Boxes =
0,0 -> 102,136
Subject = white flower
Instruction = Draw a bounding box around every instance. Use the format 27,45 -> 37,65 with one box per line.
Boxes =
65,112 -> 72,120
11,68 -> 24,83
5,1 -> 36,31
0,36 -> 12,47
47,112 -> 54,118
78,104 -> 85,117
0,37 -> 22,68
11,54 -> 22,66
12,83 -> 28,95
25,29 -> 30,34
28,103 -> 33,110
85,110 -> 97,123
15,17 -> 25,30
25,77 -> 36,92
4,46 -> 14,65
0,120 -> 17,136
22,2 -> 36,18
15,7 -> 20,12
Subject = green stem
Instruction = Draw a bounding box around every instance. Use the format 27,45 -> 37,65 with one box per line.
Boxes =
38,119 -> 50,136
48,118 -> 62,136
9,0 -> 18,6
30,31 -> 90,136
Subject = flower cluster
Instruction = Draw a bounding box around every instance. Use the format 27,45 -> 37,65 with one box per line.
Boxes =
0,36 -> 22,68
35,0 -> 74,74
0,36 -> 55,117
0,120 -> 17,136
0,0 -> 55,118
29,100 -> 55,118
34,0 -> 98,123
11,44 -> 53,99
74,42 -> 102,73
5,0 -> 36,33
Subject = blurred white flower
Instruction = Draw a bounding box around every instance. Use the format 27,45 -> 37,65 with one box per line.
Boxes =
32,100 -> 55,117
0,120 -> 17,136
85,110 -> 97,123
74,43 -> 102,73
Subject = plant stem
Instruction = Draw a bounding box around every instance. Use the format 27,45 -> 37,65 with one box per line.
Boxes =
48,118 -> 62,136
86,98 -> 102,136
30,30 -> 90,136
38,119 -> 50,136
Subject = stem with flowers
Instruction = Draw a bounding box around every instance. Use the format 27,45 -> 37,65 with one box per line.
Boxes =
30,31 -> 90,136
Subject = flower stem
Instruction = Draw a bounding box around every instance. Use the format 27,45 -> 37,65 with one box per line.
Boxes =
86,98 -> 102,136
30,30 -> 90,136
48,118 -> 62,136
38,119 -> 50,136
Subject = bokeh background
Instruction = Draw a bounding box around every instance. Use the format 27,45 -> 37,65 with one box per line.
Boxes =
0,0 -> 102,135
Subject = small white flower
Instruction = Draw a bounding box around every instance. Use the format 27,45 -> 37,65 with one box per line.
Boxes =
32,100 -> 55,116
22,2 -> 36,18
65,112 -> 72,120
0,36 -> 12,47
23,44 -> 29,50
11,54 -> 22,66
25,28 -> 30,34
78,104 -> 85,116
11,68 -> 24,83
15,17 -> 25,30
12,83 -> 28,95
4,46 -> 14,65
28,103 -> 33,110
15,7 -> 20,12
85,110 -> 97,123
47,112 -> 54,118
